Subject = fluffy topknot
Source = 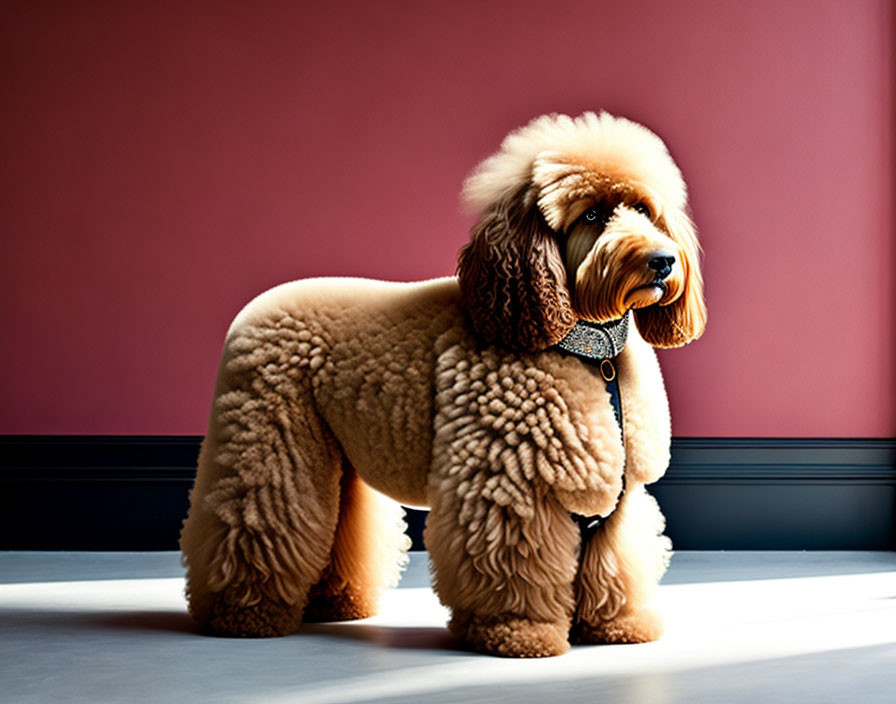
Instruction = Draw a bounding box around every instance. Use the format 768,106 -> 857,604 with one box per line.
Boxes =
461,112 -> 686,228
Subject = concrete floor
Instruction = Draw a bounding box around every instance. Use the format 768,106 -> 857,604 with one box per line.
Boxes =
1,551 -> 894,703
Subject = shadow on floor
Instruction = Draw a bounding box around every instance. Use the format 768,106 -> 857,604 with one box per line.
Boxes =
1,606 -> 465,654
660,551 -> 896,585
301,622 -> 463,652
1,608 -> 198,635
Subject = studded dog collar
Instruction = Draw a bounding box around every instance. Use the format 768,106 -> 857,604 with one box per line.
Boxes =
555,313 -> 629,383
555,313 -> 629,362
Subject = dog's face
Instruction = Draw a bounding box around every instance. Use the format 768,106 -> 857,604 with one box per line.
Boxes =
458,112 -> 706,351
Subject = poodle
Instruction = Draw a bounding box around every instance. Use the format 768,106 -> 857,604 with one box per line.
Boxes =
180,111 -> 706,657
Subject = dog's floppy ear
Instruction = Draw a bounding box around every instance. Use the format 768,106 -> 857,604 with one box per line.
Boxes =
457,184 -> 576,351
635,209 -> 707,348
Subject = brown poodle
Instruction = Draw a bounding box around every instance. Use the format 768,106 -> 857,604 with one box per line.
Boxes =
180,112 -> 706,657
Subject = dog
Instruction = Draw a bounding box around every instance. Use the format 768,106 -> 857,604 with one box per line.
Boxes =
180,111 -> 706,657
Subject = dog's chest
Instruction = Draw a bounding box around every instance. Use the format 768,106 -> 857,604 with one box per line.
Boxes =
429,332 -> 627,517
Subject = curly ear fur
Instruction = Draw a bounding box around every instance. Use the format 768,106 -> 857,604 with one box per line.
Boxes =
634,209 -> 707,348
457,184 -> 576,351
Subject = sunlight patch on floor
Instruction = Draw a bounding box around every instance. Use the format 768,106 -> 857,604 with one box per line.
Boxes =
0,578 -> 186,612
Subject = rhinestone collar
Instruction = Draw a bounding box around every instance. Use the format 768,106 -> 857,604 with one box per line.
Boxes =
554,313 -> 629,361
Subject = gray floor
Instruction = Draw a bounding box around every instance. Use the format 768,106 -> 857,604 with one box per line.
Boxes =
1,551 -> 894,703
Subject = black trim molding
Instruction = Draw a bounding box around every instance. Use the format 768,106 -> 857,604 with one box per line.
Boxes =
1,436 -> 893,550
652,438 -> 895,550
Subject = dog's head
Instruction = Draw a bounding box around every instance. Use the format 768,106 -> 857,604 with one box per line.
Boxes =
458,112 -> 706,350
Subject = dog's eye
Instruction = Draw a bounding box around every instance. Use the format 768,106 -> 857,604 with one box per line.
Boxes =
583,206 -> 605,224
633,202 -> 652,219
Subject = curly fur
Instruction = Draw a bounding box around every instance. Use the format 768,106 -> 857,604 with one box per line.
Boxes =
180,112 -> 705,656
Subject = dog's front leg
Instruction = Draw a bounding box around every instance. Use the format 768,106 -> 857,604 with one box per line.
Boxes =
425,486 -> 580,657
572,484 -> 672,644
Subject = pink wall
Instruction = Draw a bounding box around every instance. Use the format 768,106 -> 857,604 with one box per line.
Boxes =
1,0 -> 892,437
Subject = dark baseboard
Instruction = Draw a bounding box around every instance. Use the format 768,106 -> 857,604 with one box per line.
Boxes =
1,436 -> 893,551
650,438 -> 895,550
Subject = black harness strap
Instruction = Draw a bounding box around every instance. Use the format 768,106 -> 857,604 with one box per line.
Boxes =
552,315 -> 630,550
569,358 -> 626,546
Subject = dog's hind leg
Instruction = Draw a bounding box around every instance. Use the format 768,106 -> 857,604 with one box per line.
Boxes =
303,462 -> 411,622
572,484 -> 672,644
181,320 -> 346,637
182,394 -> 345,637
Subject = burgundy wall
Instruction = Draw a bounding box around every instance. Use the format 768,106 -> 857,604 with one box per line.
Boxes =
1,0 -> 892,437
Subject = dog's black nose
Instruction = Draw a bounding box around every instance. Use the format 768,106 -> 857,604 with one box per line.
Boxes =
647,251 -> 676,280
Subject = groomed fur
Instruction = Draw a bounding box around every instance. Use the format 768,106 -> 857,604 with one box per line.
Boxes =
181,112 -> 704,657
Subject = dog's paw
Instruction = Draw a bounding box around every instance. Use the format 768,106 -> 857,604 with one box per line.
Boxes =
449,611 -> 570,658
572,607 -> 664,645
206,588 -> 302,638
